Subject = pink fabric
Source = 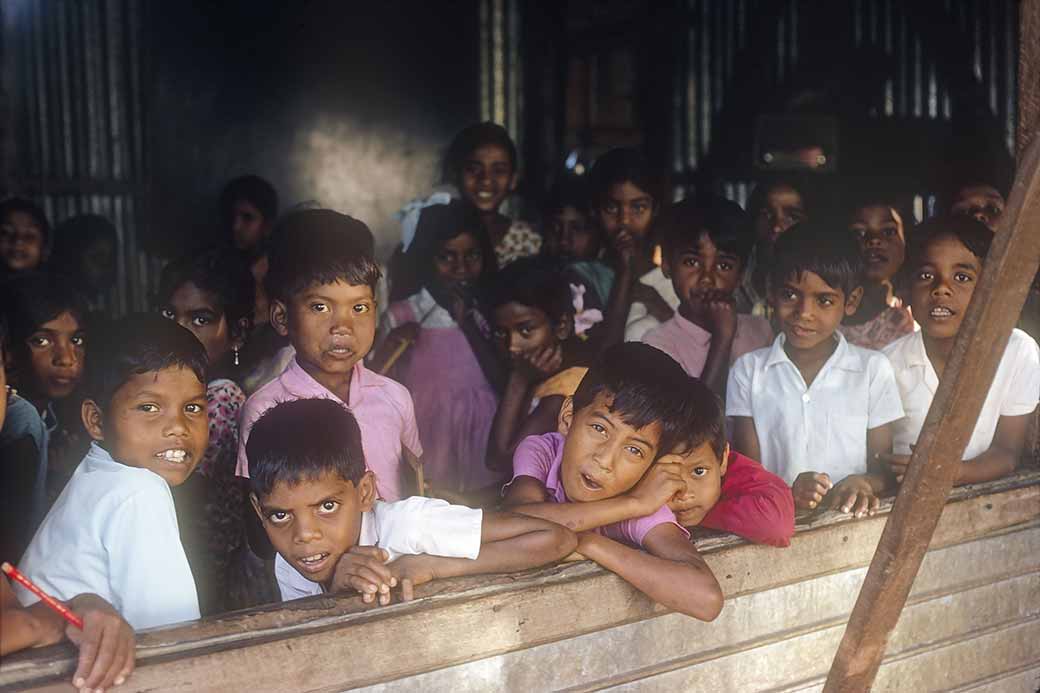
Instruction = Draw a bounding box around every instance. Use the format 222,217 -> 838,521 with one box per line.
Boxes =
642,313 -> 773,377
506,433 -> 688,548
839,304 -> 914,351
387,300 -> 501,493
700,451 -> 795,548
235,358 -> 422,502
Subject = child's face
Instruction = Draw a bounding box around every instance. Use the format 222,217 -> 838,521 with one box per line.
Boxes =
665,232 -> 743,311
230,199 -> 271,252
661,441 -> 729,528
754,185 -> 806,245
909,233 -> 981,342
950,185 -> 1004,232
434,232 -> 484,286
552,206 -> 599,259
598,182 -> 655,244
461,144 -> 516,215
25,311 -> 86,403
492,302 -> 564,357
161,282 -> 232,365
850,204 -> 905,284
252,470 -> 376,587
84,366 -> 208,487
770,271 -> 860,353
273,280 -> 377,386
0,211 -> 46,273
558,390 -> 662,502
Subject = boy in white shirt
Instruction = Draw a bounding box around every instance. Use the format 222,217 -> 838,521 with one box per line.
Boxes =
880,216 -> 1040,484
246,398 -> 576,604
727,223 -> 904,517
16,315 -> 207,630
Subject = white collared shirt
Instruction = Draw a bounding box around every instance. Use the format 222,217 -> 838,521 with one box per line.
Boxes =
726,333 -> 905,485
275,496 -> 482,601
883,328 -> 1040,459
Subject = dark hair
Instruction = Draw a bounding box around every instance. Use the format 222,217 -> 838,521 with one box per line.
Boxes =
0,198 -> 51,249
588,148 -> 656,208
674,377 -> 727,458
82,313 -> 207,409
157,246 -> 256,328
543,176 -> 590,219
661,195 -> 754,266
843,182 -> 915,236
247,398 -> 367,498
219,175 -> 279,223
747,175 -> 814,219
265,209 -> 380,302
572,343 -> 693,458
403,199 -> 497,293
906,215 -> 992,270
0,272 -> 88,349
484,256 -> 574,325
769,220 -> 864,297
443,122 -> 518,185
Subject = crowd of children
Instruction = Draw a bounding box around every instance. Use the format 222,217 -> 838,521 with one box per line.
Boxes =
2,120 -> 1037,691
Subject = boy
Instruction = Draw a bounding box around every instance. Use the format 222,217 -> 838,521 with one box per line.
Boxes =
247,398 -> 576,603
726,223 -> 905,517
236,209 -> 421,501
643,196 -> 773,396
503,343 -> 724,621
662,377 -> 794,548
220,175 -> 279,255
15,314 -> 207,630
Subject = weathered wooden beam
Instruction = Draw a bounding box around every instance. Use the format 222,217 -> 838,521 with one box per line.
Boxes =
823,87 -> 1040,693
1019,0 -> 1040,158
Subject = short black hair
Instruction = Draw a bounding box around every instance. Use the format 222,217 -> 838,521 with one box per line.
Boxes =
747,175 -> 814,218
157,246 -> 257,328
661,195 -> 754,266
543,176 -> 590,219
264,209 -> 380,302
219,175 -> 279,223
674,377 -> 727,459
83,313 -> 207,410
0,272 -> 88,350
572,343 -> 693,458
0,197 -> 51,249
246,398 -> 367,498
484,256 -> 574,325
443,122 -> 518,185
906,215 -> 992,270
402,199 -> 497,293
769,220 -> 864,298
588,148 -> 656,208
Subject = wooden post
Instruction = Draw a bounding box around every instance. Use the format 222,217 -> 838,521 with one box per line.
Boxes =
824,4 -> 1040,689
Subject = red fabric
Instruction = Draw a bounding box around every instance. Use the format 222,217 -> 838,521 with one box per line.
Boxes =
700,451 -> 795,547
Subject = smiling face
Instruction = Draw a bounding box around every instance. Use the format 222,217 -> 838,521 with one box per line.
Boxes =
662,441 -> 729,527
557,390 -> 662,502
0,211 -> 46,273
460,144 -> 516,215
161,281 -> 231,365
492,301 -> 567,358
433,232 -> 484,287
598,182 -> 655,244
24,311 -> 86,405
850,204 -> 905,284
754,185 -> 806,245
909,233 -> 981,342
84,366 -> 208,487
252,471 -> 375,587
666,232 -> 744,318
771,270 -> 860,356
950,185 -> 1004,232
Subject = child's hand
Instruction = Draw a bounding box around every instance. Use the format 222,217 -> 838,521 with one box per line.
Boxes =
877,452 -> 912,484
330,546 -> 397,605
65,594 -> 135,693
612,229 -> 638,271
823,475 -> 881,518
513,344 -> 563,382
387,554 -> 438,602
698,290 -> 737,339
792,472 -> 832,510
628,462 -> 686,516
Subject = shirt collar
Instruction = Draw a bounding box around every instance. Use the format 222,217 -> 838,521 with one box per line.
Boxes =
902,330 -> 931,367
280,356 -> 379,408
764,331 -> 863,373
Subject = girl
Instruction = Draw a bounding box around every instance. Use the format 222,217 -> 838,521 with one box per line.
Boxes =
0,198 -> 50,276
484,256 -> 600,472
880,216 -> 1040,486
840,192 -> 915,350
374,200 -> 503,496
542,176 -> 615,312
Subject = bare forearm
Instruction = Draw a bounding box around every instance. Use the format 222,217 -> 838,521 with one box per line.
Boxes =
428,525 -> 576,578
504,496 -> 644,532
601,269 -> 636,349
0,605 -> 64,655
957,447 -> 1018,485
700,336 -> 734,398
487,373 -> 534,470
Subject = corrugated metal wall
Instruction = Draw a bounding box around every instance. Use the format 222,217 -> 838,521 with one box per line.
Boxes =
4,0 -> 157,315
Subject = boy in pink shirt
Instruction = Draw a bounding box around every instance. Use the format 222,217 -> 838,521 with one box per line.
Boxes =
235,210 -> 421,501
643,196 -> 772,396
503,343 -> 723,621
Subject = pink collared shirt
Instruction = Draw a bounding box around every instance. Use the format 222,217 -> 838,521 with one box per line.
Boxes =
505,433 -> 688,548
642,312 -> 773,378
235,357 -> 422,501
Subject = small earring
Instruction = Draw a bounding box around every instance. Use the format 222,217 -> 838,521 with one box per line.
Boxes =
233,345 -> 240,367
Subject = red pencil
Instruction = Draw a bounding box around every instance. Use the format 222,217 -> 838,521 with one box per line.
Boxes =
1,561 -> 84,629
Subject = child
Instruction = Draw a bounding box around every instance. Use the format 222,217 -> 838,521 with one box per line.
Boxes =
0,198 -> 50,275
236,209 -> 421,503
220,175 -> 279,255
727,223 -> 905,517
373,200 -> 502,495
443,122 -> 540,267
591,148 -> 676,344
642,196 -> 773,396
662,377 -> 794,547
880,217 -> 1040,485
247,398 -> 576,603
15,314 -> 207,630
503,342 -> 724,621
839,189 -> 915,350
542,177 -> 614,309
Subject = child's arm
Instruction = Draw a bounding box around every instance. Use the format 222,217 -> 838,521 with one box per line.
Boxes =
822,423 -> 894,518
575,525 -> 723,620
486,346 -> 564,471
697,291 -> 738,398
730,416 -> 762,462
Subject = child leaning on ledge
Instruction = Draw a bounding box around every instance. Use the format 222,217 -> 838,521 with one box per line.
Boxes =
502,342 -> 723,621
247,398 -> 576,604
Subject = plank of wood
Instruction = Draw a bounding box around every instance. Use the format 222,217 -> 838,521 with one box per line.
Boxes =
822,138 -> 1040,689
1020,0 -> 1040,158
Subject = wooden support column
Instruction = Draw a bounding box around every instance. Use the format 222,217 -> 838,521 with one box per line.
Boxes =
824,4 -> 1040,689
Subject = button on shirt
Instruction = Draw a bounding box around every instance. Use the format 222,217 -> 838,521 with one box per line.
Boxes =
726,333 -> 905,485
883,328 -> 1040,459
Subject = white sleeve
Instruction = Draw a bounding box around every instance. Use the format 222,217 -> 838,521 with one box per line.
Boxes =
867,354 -> 906,429
1000,333 -> 1040,416
374,497 -> 482,561
624,302 -> 657,342
102,485 -> 200,630
726,354 -> 755,417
